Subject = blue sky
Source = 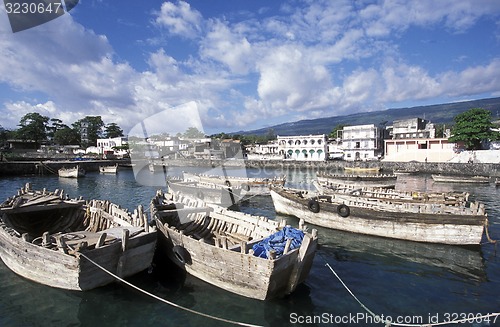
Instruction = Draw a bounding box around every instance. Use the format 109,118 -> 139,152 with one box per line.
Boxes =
1,0 -> 500,136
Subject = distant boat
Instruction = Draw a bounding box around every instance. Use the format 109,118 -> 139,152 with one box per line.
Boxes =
316,171 -> 396,189
344,166 -> 380,173
151,189 -> 318,300
167,180 -> 242,207
0,183 -> 157,291
431,174 -> 490,183
182,171 -> 286,195
393,168 -> 419,175
99,164 -> 118,174
58,166 -> 85,178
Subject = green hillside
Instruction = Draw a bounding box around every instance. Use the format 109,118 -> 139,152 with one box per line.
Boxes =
234,97 -> 500,136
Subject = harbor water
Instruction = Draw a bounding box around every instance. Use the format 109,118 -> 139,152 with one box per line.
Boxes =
0,166 -> 499,326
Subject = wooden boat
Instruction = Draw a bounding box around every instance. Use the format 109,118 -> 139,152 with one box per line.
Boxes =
495,178 -> 500,187
182,171 -> 286,195
344,166 -> 380,173
168,180 -> 242,207
0,183 -> 157,291
58,166 -> 85,178
431,174 -> 490,183
270,186 -> 487,245
313,181 -> 470,206
316,171 -> 396,189
99,164 -> 118,174
393,168 -> 419,175
150,189 -> 318,300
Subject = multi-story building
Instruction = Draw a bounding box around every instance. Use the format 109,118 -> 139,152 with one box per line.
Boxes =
383,117 -> 453,162
391,118 -> 435,139
277,134 -> 328,161
341,124 -> 384,161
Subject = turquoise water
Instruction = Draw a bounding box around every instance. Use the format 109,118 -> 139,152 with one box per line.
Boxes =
0,167 -> 498,326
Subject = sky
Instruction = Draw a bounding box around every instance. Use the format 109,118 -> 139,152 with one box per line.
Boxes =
1,0 -> 500,136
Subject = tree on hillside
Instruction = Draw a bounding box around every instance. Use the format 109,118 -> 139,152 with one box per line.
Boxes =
104,123 -> 124,138
182,127 -> 205,138
329,124 -> 347,139
448,108 -> 500,150
16,112 -> 49,147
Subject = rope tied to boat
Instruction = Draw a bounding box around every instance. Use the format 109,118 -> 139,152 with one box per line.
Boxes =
66,244 -> 263,327
484,219 -> 497,244
319,253 -> 500,326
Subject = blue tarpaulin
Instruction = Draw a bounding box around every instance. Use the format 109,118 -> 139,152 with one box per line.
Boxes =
252,226 -> 305,259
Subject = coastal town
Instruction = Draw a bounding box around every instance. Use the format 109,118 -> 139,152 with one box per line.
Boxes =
2,107 -> 500,175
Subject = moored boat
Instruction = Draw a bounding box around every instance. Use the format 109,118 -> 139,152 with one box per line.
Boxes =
58,166 -> 85,178
150,189 -> 318,300
270,186 -> 487,245
0,183 -> 157,291
99,164 -> 118,174
182,171 -> 286,195
316,171 -> 396,189
167,180 -> 242,207
344,166 -> 380,173
431,174 -> 490,183
313,180 -> 470,206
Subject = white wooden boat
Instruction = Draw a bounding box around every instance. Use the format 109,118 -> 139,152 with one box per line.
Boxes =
58,166 -> 85,178
99,164 -> 118,174
270,187 -> 487,245
182,171 -> 286,195
0,183 -> 157,291
431,174 -> 490,183
168,180 -> 242,207
316,171 -> 396,189
150,189 -> 318,300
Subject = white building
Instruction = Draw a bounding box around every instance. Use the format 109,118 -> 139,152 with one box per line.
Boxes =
95,136 -> 128,157
277,134 -> 327,161
383,138 -> 454,162
342,124 -> 383,161
246,142 -> 282,160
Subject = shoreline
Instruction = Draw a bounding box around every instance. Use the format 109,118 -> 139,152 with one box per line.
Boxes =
2,158 -> 499,177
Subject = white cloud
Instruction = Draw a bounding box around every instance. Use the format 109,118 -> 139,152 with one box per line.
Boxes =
200,20 -> 254,74
154,1 -> 203,39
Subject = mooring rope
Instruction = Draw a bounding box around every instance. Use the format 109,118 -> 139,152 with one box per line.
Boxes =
69,246 -> 263,327
484,219 -> 497,244
320,253 -> 500,327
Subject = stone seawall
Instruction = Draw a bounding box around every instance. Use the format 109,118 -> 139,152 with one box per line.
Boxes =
2,158 -> 500,177
158,159 -> 500,177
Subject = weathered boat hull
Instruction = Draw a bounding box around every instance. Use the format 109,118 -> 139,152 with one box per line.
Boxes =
431,174 -> 490,183
155,224 -> 316,300
316,172 -> 396,189
270,188 -> 485,245
0,185 -> 157,291
0,227 -> 157,290
168,181 -> 241,207
183,172 -> 285,195
152,191 -> 318,300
